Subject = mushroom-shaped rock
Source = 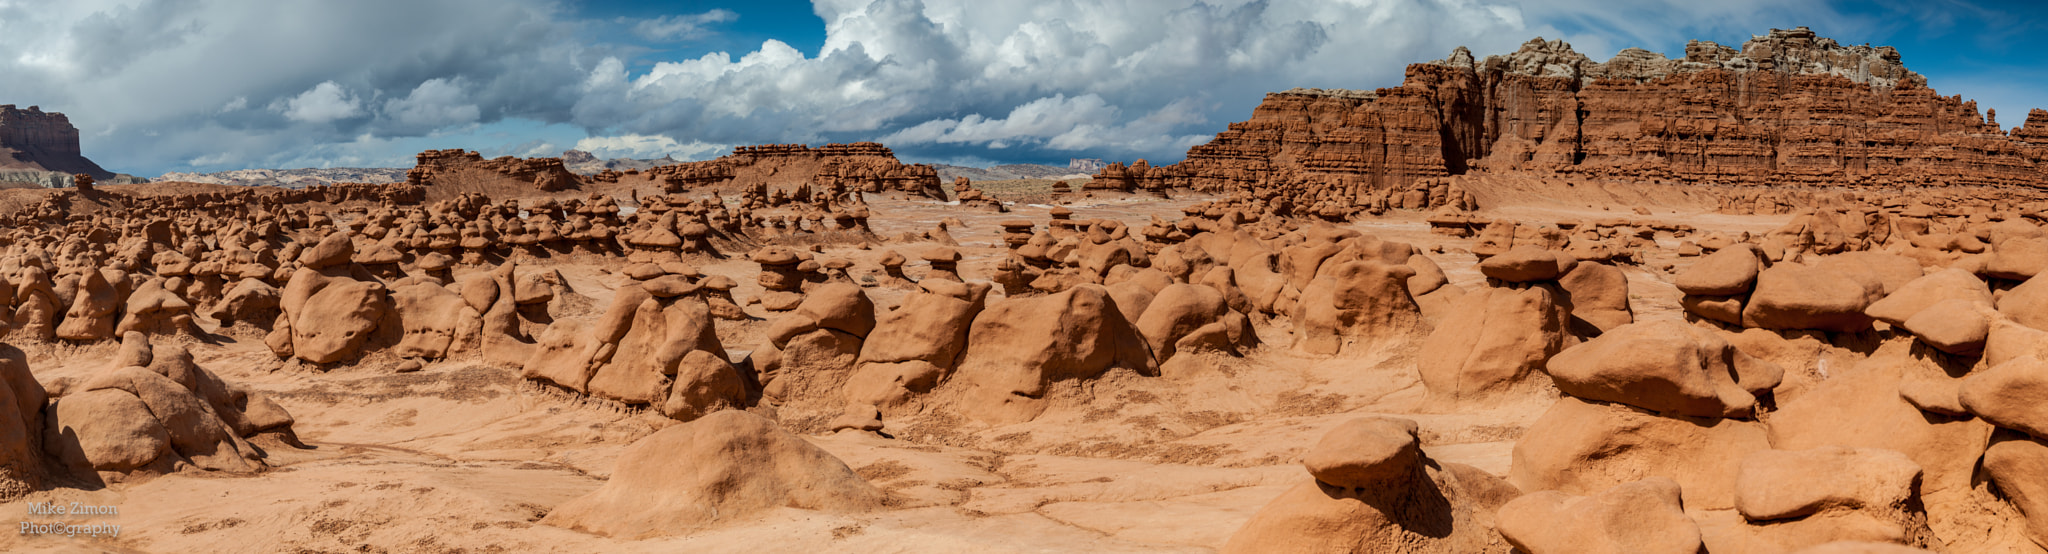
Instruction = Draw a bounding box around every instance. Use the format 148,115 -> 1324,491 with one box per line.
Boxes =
1302,417 -> 1422,489
751,246 -> 800,266
415,251 -> 454,272
539,410 -> 884,539
922,246 -> 963,282
116,278 -> 198,336
298,232 -> 354,269
793,283 -> 876,338
623,263 -> 664,281
207,278 -> 281,327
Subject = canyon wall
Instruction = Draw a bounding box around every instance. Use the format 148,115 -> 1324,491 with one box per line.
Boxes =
0,104 -> 115,180
1105,27 -> 2048,196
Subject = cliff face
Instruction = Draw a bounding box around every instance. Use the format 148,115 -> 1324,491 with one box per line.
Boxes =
0,104 -> 115,180
1120,27 -> 2047,195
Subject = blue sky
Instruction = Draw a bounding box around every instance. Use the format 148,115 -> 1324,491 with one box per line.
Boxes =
0,0 -> 2041,177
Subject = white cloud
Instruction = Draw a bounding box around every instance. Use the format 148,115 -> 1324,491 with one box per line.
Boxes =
874,93 -> 1205,153
630,9 -> 738,42
280,81 -> 363,123
382,78 -> 481,133
573,134 -> 724,160
0,0 -> 1901,176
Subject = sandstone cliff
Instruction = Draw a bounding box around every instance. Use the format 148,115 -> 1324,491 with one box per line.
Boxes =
1111,27 -> 2047,196
0,104 -> 116,180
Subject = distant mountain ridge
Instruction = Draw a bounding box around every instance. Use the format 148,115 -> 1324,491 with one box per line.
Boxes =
561,150 -> 678,175
156,155 -> 1087,189
932,163 -> 1091,183
155,167 -> 409,188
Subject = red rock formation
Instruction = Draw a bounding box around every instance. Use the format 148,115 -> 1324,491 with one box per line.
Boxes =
644,142 -> 944,199
0,104 -> 115,179
405,149 -> 585,198
2015,109 -> 2048,144
1145,27 -> 2048,197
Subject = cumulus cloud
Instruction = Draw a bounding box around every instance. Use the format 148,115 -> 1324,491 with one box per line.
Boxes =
879,94 -> 1209,154
0,0 -> 1908,176
574,134 -> 725,160
381,78 -> 481,134
630,9 -> 738,41
0,0 -> 599,174
279,81 -> 363,123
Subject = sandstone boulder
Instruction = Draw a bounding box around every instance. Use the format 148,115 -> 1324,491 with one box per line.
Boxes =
1744,262 -> 1884,332
1511,396 -> 1770,511
1983,437 -> 2048,549
540,410 -> 883,539
1294,258 -> 1426,356
0,344 -> 44,498
1419,285 -> 1569,404
1676,245 -> 1761,296
1222,416 -> 1520,554
1479,245 -> 1571,282
844,281 -> 990,414
1558,261 -> 1633,332
660,350 -> 746,423
1735,446 -> 1920,523
1301,417 -> 1421,489
2000,273 -> 2048,331
1496,477 -> 1702,554
947,285 -> 1155,424
1959,356 -> 2048,438
1898,299 -> 1992,355
1545,320 -> 1778,418
1863,268 -> 1991,327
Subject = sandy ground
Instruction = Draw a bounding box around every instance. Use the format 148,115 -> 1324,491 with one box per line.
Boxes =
0,188 -> 1798,553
